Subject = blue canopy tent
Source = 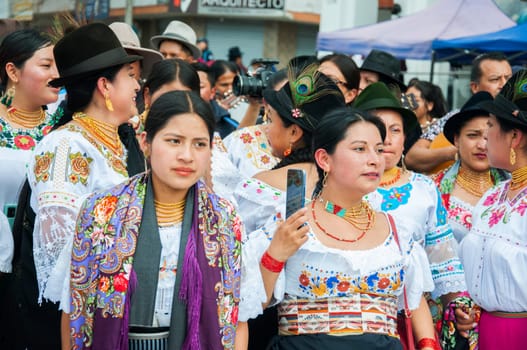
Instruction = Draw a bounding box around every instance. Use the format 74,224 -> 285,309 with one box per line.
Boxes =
317,0 -> 514,79
432,22 -> 527,65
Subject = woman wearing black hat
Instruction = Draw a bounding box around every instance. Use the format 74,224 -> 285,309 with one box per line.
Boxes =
459,69 -> 527,349
433,92 -> 508,350
25,22 -> 142,347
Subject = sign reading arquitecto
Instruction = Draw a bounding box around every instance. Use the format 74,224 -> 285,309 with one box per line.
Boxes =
198,0 -> 285,16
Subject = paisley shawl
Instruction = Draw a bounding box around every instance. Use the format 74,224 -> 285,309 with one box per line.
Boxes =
69,173 -> 242,349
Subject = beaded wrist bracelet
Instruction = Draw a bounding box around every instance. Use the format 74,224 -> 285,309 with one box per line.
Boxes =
261,251 -> 285,273
417,337 -> 441,350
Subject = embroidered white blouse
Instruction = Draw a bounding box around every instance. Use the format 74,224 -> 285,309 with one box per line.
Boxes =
238,180 -> 433,322
460,181 -> 527,312
365,172 -> 466,299
211,126 -> 279,208
27,124 -> 128,310
153,223 -> 181,327
222,125 -> 279,178
0,110 -> 58,273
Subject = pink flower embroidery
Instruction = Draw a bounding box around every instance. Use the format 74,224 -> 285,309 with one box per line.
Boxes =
483,191 -> 499,206
240,133 -> 254,144
291,108 -> 302,119
515,200 -> 527,216
488,207 -> 505,227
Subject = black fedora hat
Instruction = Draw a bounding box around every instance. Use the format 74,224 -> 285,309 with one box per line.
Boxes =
49,23 -> 142,87
443,91 -> 493,145
263,60 -> 345,133
479,69 -> 527,129
361,49 -> 406,91
352,82 -> 417,134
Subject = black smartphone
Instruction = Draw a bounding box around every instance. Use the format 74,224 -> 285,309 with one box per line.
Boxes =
285,169 -> 306,218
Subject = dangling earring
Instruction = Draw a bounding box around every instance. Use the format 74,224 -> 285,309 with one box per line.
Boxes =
140,104 -> 150,124
322,170 -> 329,187
104,92 -> 114,112
1,86 -> 15,107
283,143 -> 292,157
510,148 -> 517,165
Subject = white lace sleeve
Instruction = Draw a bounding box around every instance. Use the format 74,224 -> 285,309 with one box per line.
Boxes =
0,211 -> 13,273
239,217 -> 286,321
28,130 -> 126,309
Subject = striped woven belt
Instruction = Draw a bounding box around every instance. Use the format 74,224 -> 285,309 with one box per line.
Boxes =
488,310 -> 527,319
129,327 -> 169,350
277,293 -> 399,337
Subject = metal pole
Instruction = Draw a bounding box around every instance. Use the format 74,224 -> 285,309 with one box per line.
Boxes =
429,50 -> 436,83
125,0 -> 133,25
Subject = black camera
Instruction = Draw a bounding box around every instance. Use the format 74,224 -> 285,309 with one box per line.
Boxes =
232,58 -> 279,97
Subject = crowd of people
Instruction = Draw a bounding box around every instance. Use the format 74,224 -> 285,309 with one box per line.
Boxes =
0,18 -> 525,350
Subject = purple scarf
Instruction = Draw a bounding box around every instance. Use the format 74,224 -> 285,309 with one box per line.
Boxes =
69,174 -> 242,349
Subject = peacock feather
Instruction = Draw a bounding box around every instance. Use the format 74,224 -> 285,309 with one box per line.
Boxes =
287,61 -> 341,109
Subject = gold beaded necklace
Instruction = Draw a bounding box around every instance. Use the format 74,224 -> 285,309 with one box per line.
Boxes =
380,167 -> 402,187
312,199 -> 376,243
455,167 -> 493,197
72,112 -> 123,157
510,165 -> 527,191
6,106 -> 46,128
321,198 -> 376,232
154,199 -> 186,227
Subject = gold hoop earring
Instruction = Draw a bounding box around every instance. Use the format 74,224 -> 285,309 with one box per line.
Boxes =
1,86 -> 15,107
322,170 -> 329,187
510,148 -> 517,165
104,92 -> 114,112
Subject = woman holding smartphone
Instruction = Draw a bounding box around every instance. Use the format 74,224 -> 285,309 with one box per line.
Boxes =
241,108 -> 435,349
234,58 -> 345,350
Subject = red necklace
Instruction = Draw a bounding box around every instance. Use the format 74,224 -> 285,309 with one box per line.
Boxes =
311,200 -> 369,243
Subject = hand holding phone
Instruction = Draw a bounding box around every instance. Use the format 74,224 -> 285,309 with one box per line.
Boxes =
285,169 -> 306,218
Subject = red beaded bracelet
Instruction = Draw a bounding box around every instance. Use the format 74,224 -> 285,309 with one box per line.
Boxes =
417,337 -> 441,350
261,251 -> 285,273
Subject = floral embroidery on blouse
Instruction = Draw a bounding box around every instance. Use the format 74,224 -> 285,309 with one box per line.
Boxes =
241,179 -> 283,199
377,183 -> 412,211
34,151 -> 55,183
447,200 -> 472,230
64,124 -> 127,177
479,184 -> 527,227
0,108 -> 62,150
240,132 -> 254,144
298,266 -> 404,298
68,152 -> 93,185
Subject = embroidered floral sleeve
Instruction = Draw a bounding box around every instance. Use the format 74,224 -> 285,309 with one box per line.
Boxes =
28,128 -> 127,308
234,178 -> 284,234
424,185 -> 466,298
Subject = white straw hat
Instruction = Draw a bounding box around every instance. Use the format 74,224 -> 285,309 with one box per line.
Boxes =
150,20 -> 201,59
109,22 -> 163,79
